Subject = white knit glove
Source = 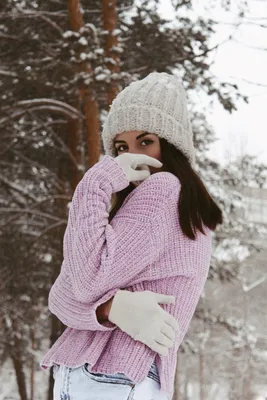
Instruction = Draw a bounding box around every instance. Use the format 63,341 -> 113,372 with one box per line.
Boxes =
132,164 -> 150,187
108,290 -> 179,356
114,153 -> 162,183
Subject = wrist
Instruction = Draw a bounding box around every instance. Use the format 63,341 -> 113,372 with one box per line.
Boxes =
96,298 -> 114,323
105,298 -> 113,320
102,156 -> 129,192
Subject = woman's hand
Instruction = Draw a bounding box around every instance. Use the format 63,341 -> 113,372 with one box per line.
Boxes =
108,290 -> 179,356
114,153 -> 162,183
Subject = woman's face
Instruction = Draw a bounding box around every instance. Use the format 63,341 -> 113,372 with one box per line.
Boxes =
113,131 -> 162,174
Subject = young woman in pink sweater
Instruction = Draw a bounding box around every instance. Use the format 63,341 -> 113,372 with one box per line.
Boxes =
40,72 -> 223,400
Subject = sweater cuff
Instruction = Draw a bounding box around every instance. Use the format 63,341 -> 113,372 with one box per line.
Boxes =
98,155 -> 129,193
90,288 -> 120,332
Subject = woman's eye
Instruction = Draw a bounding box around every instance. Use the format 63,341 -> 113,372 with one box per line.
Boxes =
141,140 -> 153,146
116,145 -> 127,152
116,140 -> 153,152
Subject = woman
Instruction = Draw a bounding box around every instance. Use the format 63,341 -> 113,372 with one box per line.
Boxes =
40,72 -> 223,400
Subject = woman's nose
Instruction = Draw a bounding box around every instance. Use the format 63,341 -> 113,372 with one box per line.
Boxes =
128,148 -> 144,155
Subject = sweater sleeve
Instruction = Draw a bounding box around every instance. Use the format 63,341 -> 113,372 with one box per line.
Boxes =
59,155 -> 179,304
48,269 -> 118,331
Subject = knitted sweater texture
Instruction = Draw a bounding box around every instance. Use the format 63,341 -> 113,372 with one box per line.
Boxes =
40,155 -> 212,399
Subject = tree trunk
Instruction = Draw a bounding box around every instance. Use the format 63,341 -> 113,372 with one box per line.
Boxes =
47,232 -> 66,400
29,326 -> 36,400
102,0 -> 120,106
47,313 -> 64,400
184,373 -> 189,400
242,351 -> 252,400
199,349 -> 204,400
11,319 -> 28,400
68,115 -> 84,189
82,93 -> 101,167
47,148 -> 70,400
68,0 -> 101,167
173,353 -> 181,400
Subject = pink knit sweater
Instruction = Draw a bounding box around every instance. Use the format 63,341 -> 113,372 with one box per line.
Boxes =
40,155 -> 212,399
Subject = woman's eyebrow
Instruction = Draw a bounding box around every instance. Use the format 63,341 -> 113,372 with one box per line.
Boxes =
136,132 -> 150,140
114,139 -> 127,144
114,132 -> 151,145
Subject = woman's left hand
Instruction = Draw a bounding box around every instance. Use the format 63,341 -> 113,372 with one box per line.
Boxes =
108,290 -> 179,356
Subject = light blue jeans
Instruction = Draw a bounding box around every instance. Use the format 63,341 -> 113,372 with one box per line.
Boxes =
53,362 -> 168,400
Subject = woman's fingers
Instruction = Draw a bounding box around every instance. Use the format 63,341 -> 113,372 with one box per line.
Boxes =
115,153 -> 162,183
131,168 -> 151,181
166,314 -> 180,332
159,307 -> 180,332
155,331 -> 174,349
160,323 -> 175,341
148,341 -> 169,357
155,293 -> 175,305
133,154 -> 163,169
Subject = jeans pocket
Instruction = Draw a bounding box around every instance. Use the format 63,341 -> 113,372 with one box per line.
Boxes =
82,364 -> 134,387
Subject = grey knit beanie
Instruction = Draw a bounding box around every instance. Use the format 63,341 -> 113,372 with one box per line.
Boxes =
101,72 -> 195,165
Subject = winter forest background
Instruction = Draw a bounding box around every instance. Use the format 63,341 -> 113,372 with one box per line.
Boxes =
0,0 -> 267,399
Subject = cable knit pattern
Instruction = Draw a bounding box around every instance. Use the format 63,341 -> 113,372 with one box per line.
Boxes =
101,72 -> 195,166
40,155 -> 212,399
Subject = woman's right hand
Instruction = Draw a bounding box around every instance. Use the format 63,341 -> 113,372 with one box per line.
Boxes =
114,153 -> 162,183
108,290 -> 179,356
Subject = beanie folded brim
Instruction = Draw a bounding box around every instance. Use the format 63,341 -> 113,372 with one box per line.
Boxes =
102,105 -> 195,165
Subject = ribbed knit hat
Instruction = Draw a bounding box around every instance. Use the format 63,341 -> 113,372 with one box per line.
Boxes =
101,72 -> 195,165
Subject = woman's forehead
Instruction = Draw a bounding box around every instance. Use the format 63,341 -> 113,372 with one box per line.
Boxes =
115,130 -> 141,140
114,131 -> 157,141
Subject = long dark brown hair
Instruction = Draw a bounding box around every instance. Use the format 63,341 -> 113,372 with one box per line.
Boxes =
109,138 -> 223,240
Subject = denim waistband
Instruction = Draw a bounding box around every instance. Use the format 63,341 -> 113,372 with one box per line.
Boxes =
79,360 -> 160,385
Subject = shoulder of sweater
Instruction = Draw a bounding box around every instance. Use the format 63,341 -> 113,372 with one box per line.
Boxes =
131,171 -> 181,205
115,172 -> 180,223
140,171 -> 180,195
150,170 -> 180,184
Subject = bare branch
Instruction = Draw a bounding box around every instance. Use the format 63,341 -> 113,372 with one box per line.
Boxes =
34,220 -> 67,240
232,37 -> 267,52
228,76 -> 267,87
0,33 -> 19,40
212,19 -> 267,29
242,275 -> 267,292
0,207 -> 64,222
0,11 -> 68,18
0,176 -> 40,202
0,69 -> 18,77
0,140 -> 16,156
29,194 -> 71,210
0,99 -> 84,126
10,149 -> 66,192
39,15 -> 64,35
24,119 -> 67,135
17,99 -> 84,118
50,128 -> 84,173
244,16 -> 267,21
242,21 -> 267,28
